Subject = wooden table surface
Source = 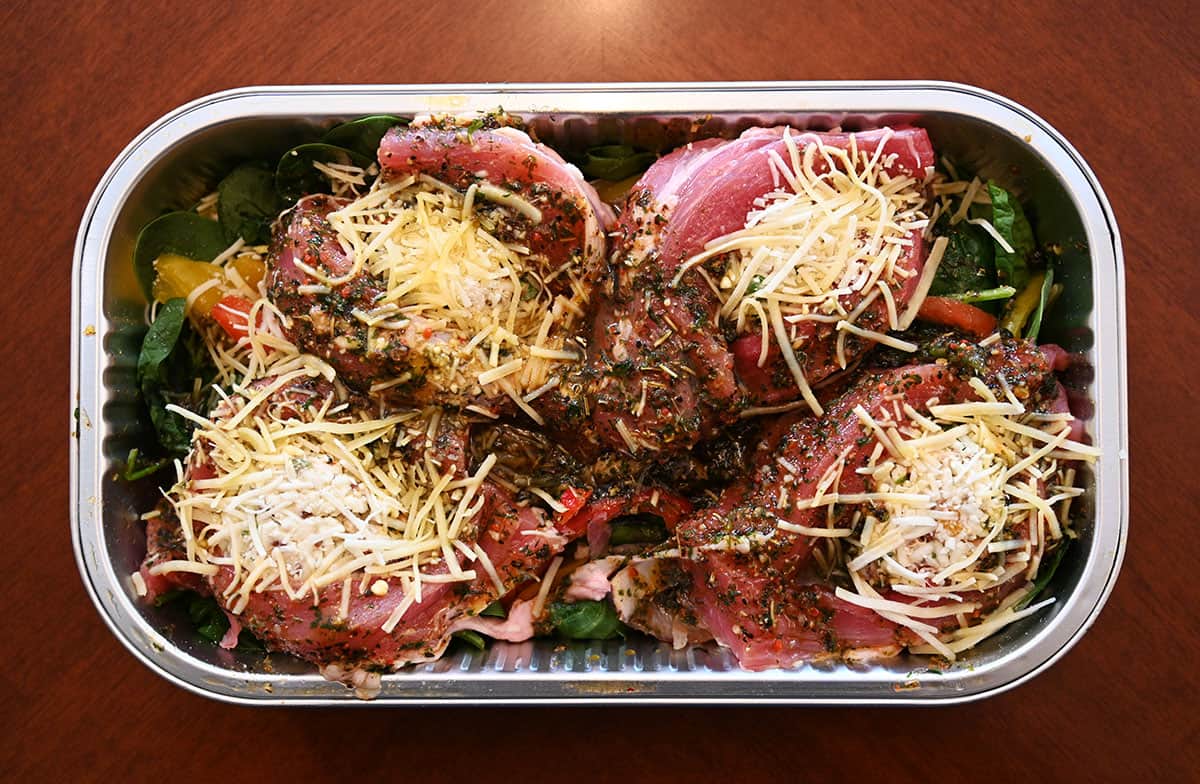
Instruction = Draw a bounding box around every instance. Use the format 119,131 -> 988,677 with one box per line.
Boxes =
3,1 -> 1197,780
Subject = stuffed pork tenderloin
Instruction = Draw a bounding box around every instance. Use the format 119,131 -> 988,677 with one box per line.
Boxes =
561,334 -> 1097,669
135,114 -> 632,683
585,125 -> 941,457
136,355 -> 593,684
267,112 -> 615,430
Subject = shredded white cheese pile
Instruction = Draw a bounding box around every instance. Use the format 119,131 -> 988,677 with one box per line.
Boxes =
313,173 -> 588,421
794,376 -> 1098,659
674,128 -> 937,414
149,297 -> 499,633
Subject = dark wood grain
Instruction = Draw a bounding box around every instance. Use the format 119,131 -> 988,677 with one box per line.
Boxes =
3,0 -> 1197,780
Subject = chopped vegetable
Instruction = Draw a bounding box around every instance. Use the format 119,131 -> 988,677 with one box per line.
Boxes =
945,285 -> 1017,304
480,600 -> 507,619
1018,543 -> 1068,609
987,182 -> 1036,290
547,600 -> 624,640
217,163 -> 280,244
152,588 -> 186,608
579,144 -> 656,181
136,298 -> 214,456
999,271 -> 1048,338
152,254 -> 266,318
1025,265 -> 1056,342
609,517 -> 669,546
152,255 -> 224,315
275,143 -> 371,203
209,294 -> 256,342
929,219 -> 998,303
186,594 -> 263,650
916,296 -> 998,337
188,593 -> 229,643
451,630 -> 488,651
321,114 -> 406,159
132,211 -> 227,298
121,448 -> 169,481
226,253 -> 267,292
591,173 -> 642,204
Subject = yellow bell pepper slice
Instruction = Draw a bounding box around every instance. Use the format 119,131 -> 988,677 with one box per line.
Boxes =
226,254 -> 266,293
999,272 -> 1046,338
151,255 -> 225,315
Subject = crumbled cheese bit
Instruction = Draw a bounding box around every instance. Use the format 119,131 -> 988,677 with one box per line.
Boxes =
835,376 -> 1097,660
155,321 -> 502,628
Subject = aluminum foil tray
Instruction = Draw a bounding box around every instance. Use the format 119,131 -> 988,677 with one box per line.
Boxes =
71,82 -> 1128,705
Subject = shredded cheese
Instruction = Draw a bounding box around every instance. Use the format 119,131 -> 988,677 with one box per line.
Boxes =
836,378 -> 1095,659
673,128 -> 931,413
309,173 -> 588,400
155,310 -> 504,628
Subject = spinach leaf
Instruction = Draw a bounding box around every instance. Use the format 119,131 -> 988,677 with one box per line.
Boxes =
136,298 -> 214,456
547,600 -> 624,640
137,299 -> 192,455
480,600 -> 507,619
987,183 -> 1036,290
132,212 -> 228,299
153,588 -> 186,608
609,516 -> 669,546
322,115 -> 405,159
451,630 -> 488,651
1018,542 -> 1068,609
580,144 -> 657,181
217,163 -> 280,244
186,593 -> 263,650
188,593 -> 229,643
929,217 -> 998,303
275,143 -> 372,204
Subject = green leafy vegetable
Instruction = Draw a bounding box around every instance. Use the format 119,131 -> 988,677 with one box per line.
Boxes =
188,594 -> 229,643
275,143 -> 372,203
1018,543 -> 1068,609
322,115 -> 405,159
480,600 -> 507,619
946,286 -> 1016,304
153,588 -> 186,608
547,600 -> 624,640
929,218 -> 998,304
121,447 -> 169,481
580,144 -> 657,181
132,212 -> 228,299
137,299 -> 192,455
987,182 -> 1036,290
217,163 -> 280,244
136,298 -> 214,456
186,594 -> 263,650
463,117 -> 487,141
609,517 -> 669,546
451,630 -> 488,651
